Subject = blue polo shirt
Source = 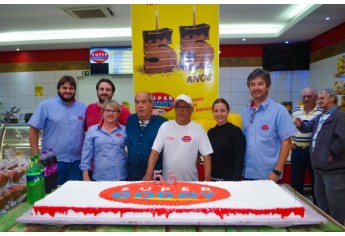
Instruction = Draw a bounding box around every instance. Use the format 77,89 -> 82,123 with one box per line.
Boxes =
80,123 -> 128,181
29,95 -> 86,163
242,98 -> 297,179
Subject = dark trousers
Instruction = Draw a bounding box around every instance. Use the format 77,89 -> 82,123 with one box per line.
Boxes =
57,160 -> 82,186
291,147 -> 316,204
314,170 -> 345,226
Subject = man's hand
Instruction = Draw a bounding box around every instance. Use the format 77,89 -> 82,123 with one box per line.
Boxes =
293,117 -> 303,128
268,172 -> 279,183
142,173 -> 153,181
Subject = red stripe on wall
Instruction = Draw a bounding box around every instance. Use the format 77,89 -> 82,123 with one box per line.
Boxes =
219,44 -> 263,57
0,49 -> 89,63
310,22 -> 345,52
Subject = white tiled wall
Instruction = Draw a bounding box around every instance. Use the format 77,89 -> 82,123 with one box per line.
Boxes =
218,67 -> 309,114
0,53 -> 343,122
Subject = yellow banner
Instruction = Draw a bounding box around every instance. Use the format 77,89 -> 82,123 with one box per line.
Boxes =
132,4 -> 219,120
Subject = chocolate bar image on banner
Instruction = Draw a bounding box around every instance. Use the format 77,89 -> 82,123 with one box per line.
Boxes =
180,60 -> 213,71
144,44 -> 177,58
143,44 -> 177,74
180,41 -> 214,55
180,52 -> 215,63
144,57 -> 177,68
144,65 -> 177,74
142,28 -> 173,45
179,23 -> 210,41
180,40 -> 214,71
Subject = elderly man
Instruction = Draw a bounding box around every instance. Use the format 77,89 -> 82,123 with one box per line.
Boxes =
126,91 -> 168,181
294,89 -> 345,225
291,87 -> 323,204
143,94 -> 213,181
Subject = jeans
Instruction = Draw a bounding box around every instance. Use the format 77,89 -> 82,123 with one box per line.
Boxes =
291,147 -> 316,204
57,160 -> 82,186
314,170 -> 345,226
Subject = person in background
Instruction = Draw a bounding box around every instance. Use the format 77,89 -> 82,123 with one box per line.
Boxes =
143,94 -> 213,182
85,78 -> 131,131
207,98 -> 246,181
294,89 -> 345,226
241,68 -> 297,183
80,100 -> 127,181
291,87 -> 323,204
29,75 -> 86,185
126,91 -> 168,181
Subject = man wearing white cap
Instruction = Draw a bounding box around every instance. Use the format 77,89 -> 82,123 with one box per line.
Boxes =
143,94 -> 213,181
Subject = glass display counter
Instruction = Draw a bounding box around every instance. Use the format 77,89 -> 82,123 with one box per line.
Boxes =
0,124 -> 41,160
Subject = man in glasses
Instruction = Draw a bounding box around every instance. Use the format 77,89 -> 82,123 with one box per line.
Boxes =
241,68 -> 297,183
143,94 -> 213,182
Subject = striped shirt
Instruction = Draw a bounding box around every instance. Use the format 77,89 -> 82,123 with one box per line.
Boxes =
291,105 -> 323,147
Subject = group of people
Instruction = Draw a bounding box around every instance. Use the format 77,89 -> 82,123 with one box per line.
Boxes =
28,68 -> 345,225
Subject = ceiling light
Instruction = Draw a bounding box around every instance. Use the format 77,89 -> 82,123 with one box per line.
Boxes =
0,28 -> 131,43
242,38 -> 246,41
325,17 -> 330,20
285,41 -> 289,44
0,4 -> 320,45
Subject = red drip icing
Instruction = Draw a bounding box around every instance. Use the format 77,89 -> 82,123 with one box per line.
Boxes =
33,206 -> 305,219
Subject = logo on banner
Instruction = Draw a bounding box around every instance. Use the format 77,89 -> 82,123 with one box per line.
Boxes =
152,92 -> 174,114
90,50 -> 109,63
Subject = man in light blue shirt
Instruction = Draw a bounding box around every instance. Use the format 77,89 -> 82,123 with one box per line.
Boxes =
242,68 -> 297,182
29,75 -> 86,185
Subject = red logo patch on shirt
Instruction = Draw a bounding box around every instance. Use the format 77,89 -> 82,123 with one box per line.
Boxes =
182,136 -> 192,142
116,133 -> 123,138
261,124 -> 269,131
166,136 -> 175,141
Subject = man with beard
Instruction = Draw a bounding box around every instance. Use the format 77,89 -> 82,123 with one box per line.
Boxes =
85,78 -> 131,131
29,75 -> 86,185
241,68 -> 296,183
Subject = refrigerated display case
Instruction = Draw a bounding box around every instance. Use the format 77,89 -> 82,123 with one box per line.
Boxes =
0,124 -> 41,160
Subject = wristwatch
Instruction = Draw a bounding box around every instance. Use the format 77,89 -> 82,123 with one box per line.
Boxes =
273,169 -> 281,176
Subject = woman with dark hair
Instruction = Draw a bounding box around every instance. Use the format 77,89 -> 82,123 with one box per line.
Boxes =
207,98 -> 246,181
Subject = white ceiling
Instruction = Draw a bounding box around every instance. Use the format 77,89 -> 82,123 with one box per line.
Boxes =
0,4 -> 345,52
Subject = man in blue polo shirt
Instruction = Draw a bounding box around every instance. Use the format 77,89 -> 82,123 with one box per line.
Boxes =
241,68 -> 297,183
29,75 -> 86,185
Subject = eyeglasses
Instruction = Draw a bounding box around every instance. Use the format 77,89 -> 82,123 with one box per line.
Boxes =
104,109 -> 118,114
249,109 -> 256,123
175,105 -> 190,111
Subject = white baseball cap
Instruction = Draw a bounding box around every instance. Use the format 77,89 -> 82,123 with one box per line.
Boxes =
173,94 -> 193,106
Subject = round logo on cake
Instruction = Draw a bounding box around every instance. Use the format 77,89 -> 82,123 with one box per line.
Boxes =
100,182 -> 230,206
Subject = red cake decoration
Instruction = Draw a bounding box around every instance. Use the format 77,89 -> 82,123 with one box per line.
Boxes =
99,182 -> 230,206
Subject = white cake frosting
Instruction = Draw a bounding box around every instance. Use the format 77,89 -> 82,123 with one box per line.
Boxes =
31,180 -> 305,222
